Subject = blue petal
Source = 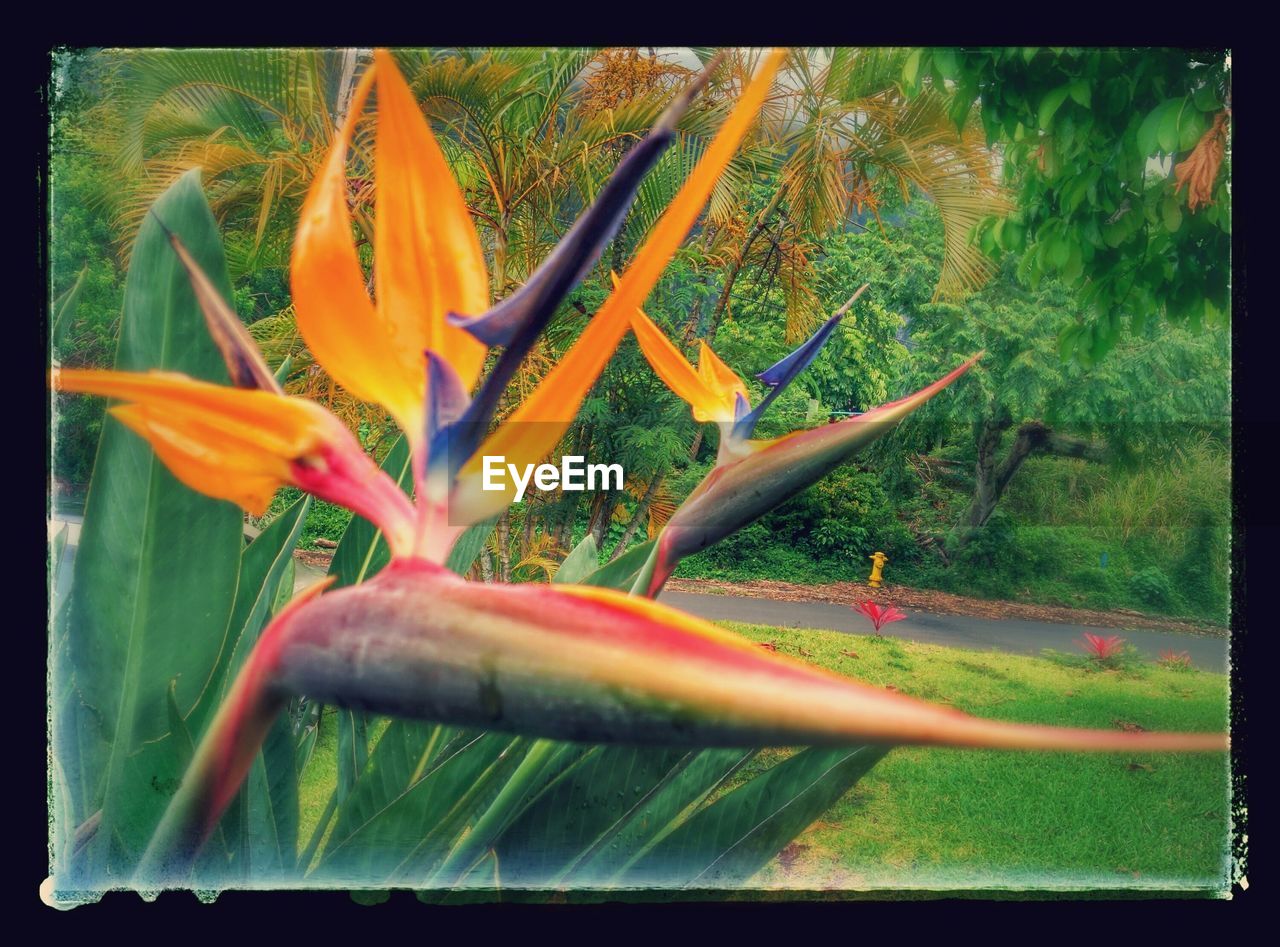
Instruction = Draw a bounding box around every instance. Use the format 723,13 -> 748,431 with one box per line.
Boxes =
447,59 -> 718,351
731,284 -> 869,441
445,61 -> 720,474
424,351 -> 471,470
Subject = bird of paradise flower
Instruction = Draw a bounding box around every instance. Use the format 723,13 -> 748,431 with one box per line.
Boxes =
52,49 -> 1225,885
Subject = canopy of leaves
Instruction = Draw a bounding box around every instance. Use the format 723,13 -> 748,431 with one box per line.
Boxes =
904,47 -> 1230,365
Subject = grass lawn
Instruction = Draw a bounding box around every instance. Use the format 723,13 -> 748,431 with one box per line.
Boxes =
298,622 -> 1231,895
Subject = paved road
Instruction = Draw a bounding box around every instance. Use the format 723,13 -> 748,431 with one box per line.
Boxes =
50,515 -> 1229,674
656,589 -> 1230,673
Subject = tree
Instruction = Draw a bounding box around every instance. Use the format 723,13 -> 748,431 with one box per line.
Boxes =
906,47 -> 1231,363
893,208 -> 1230,550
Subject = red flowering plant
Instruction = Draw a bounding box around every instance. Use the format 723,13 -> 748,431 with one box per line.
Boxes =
1077,632 -> 1128,667
854,602 -> 908,635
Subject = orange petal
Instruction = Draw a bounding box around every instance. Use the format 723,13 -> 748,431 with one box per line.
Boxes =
695,341 -> 749,414
630,307 -> 744,423
55,370 -> 344,457
53,369 -> 416,549
451,49 -> 786,521
372,49 -> 489,392
110,404 -> 288,515
290,61 -> 422,437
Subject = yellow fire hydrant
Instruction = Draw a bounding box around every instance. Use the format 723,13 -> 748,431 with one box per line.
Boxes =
868,551 -> 888,588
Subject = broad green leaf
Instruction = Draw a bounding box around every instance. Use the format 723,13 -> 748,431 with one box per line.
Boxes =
1058,326 -> 1081,363
60,170 -> 243,880
196,495 -> 309,882
1137,99 -> 1174,156
447,519 -> 498,576
428,739 -> 573,886
1157,99 -> 1184,153
316,731 -> 526,885
1178,107 -> 1206,151
244,715 -> 300,875
328,435 -> 413,590
578,538 -> 657,590
901,49 -> 922,91
1068,79 -> 1091,109
494,745 -> 753,888
196,495 -> 311,733
165,680 -> 196,775
932,48 -> 959,78
577,749 -> 754,885
1038,85 -> 1071,130
493,745 -> 689,884
1192,83 -> 1222,113
553,533 -> 599,584
1161,194 -> 1184,233
618,745 -> 889,888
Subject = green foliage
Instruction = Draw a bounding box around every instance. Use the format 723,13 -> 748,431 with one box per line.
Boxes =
50,175 -> 308,893
1130,566 -> 1174,610
50,53 -> 128,492
262,488 -> 354,551
908,47 -> 1231,360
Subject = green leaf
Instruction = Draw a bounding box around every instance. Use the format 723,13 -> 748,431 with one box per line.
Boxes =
578,538 -> 658,590
1178,107 -> 1206,151
618,746 -> 889,888
165,680 -> 196,774
316,730 -> 525,884
902,49 -> 922,91
1038,85 -> 1071,130
61,170 -> 243,876
1157,99 -> 1183,153
1161,194 -> 1184,233
1138,100 -> 1173,155
553,533 -> 599,584
1068,79 -> 1091,109
1061,241 -> 1084,283
932,48 -> 959,78
1002,220 -> 1026,252
196,496 -> 309,880
1048,235 -> 1071,268
272,354 -> 294,386
195,495 -> 311,734
1192,83 -> 1222,112
240,713 -> 301,877
328,435 -> 413,589
487,745 -> 759,890
447,519 -> 497,576
1058,326 -> 1082,363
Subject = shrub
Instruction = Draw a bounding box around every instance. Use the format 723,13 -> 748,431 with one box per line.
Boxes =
1130,566 -> 1174,609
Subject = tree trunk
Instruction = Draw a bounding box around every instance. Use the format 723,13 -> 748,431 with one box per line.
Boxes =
496,510 -> 513,583
588,493 -> 619,550
330,48 -> 370,131
959,417 -> 1014,533
609,472 -> 662,561
953,418 -> 1109,548
687,428 -> 705,462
